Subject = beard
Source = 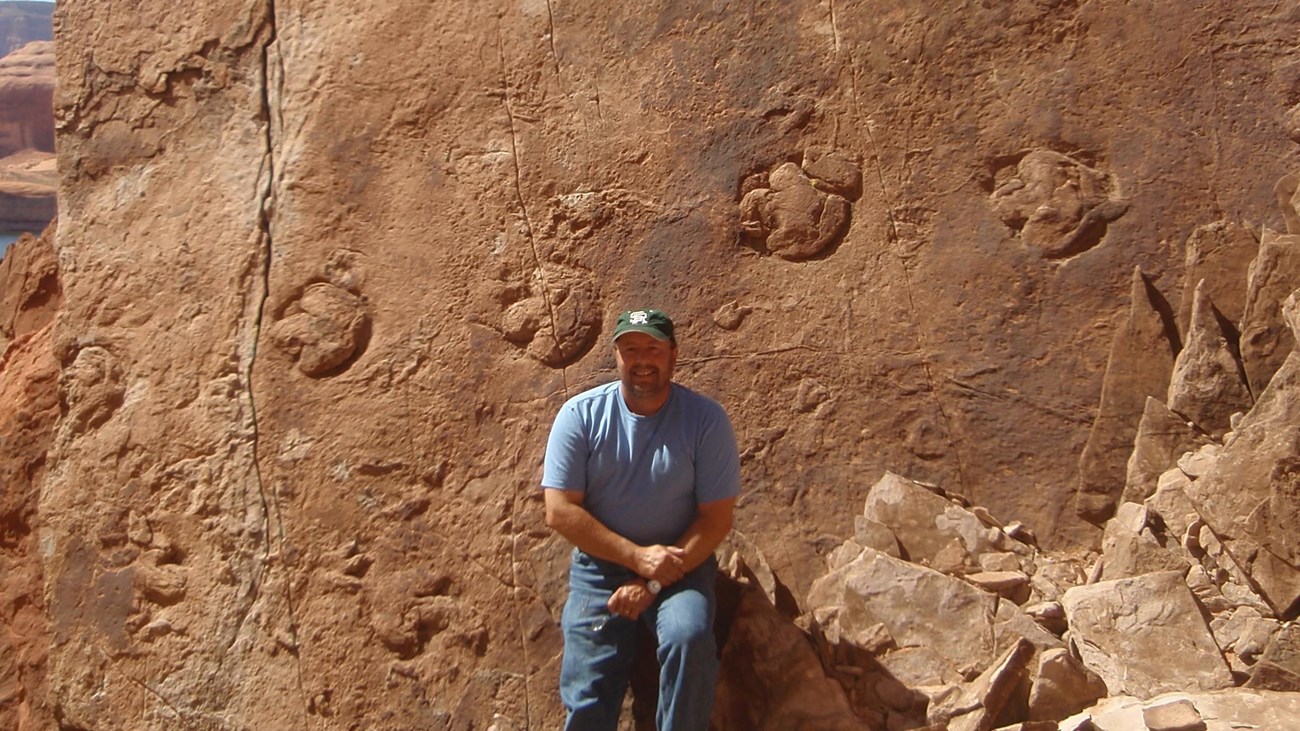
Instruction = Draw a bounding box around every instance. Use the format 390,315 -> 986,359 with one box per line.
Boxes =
624,366 -> 667,397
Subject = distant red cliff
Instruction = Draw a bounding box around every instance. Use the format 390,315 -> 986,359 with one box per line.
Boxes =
0,39 -> 52,157
0,39 -> 53,232
0,1 -> 53,59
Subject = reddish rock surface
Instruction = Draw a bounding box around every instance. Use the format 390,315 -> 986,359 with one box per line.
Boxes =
3,1 -> 1298,729
0,226 -> 59,731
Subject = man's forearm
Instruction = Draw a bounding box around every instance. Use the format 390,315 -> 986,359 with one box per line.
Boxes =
673,498 -> 736,573
546,498 -> 641,570
544,488 -> 690,584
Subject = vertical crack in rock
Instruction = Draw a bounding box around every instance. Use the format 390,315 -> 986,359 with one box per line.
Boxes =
828,0 -> 842,54
840,33 -> 969,491
543,0 -> 562,81
494,25 -> 568,398
508,492 -> 533,729
244,0 -> 308,716
494,23 -> 540,726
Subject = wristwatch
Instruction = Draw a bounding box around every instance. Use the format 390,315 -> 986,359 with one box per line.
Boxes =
646,579 -> 662,595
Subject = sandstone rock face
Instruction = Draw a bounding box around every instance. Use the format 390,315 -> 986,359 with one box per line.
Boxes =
1097,502 -> 1187,582
0,222 -> 57,352
1027,648 -> 1106,723
1240,229 -> 1300,395
25,0 -> 1300,728
861,472 -> 1009,570
1181,345 -> 1300,617
0,228 -> 60,731
1246,622 -> 1300,692
1176,221 -> 1257,338
810,547 -> 999,679
712,556 -> 869,731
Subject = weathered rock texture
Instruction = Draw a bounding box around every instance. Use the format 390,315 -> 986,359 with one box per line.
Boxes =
1061,570 -> 1234,697
1240,228 -> 1300,395
7,0 -> 1300,729
0,226 -> 59,731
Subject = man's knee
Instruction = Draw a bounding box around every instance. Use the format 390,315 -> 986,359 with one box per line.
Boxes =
656,612 -> 715,655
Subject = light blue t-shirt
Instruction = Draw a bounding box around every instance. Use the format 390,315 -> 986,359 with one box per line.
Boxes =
542,381 -> 741,547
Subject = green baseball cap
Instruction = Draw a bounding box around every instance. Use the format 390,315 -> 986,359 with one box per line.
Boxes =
612,309 -> 675,342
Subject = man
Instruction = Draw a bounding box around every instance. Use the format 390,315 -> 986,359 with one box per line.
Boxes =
542,308 -> 741,731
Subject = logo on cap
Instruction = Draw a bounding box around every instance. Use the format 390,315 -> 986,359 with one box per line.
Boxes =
630,311 -> 649,324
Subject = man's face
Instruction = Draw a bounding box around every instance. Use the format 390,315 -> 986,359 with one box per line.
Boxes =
614,331 -> 678,401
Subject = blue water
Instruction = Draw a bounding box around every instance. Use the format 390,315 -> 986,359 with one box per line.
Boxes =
1,231 -> 25,259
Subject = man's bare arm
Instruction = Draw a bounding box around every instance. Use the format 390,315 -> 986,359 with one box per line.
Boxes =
543,488 -> 686,584
673,496 -> 737,573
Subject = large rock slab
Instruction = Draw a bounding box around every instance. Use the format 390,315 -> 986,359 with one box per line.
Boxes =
1245,622 -> 1300,691
1121,397 -> 1208,505
0,221 -> 57,352
1026,647 -> 1107,723
1181,294 -> 1300,616
1176,220 -> 1257,337
713,572 -> 871,731
1061,570 -> 1233,698
1239,229 -> 1300,395
1076,268 -> 1178,523
930,637 -> 1034,731
808,547 -> 998,679
1166,281 -> 1252,439
861,471 -> 1008,570
1065,689 -> 1300,731
1098,502 -> 1188,581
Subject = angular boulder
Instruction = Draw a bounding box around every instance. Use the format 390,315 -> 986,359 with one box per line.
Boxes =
1076,268 -> 1179,522
1181,304 -> 1300,616
1122,396 -> 1208,505
1099,502 -> 1188,581
862,472 -> 1008,571
1245,622 -> 1300,692
1064,689 -> 1300,731
1166,281 -> 1252,439
808,547 -> 999,679
1061,570 -> 1233,698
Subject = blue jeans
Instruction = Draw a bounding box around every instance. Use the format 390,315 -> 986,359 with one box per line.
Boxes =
559,549 -> 719,731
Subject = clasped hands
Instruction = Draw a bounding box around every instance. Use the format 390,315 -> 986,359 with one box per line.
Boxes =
607,544 -> 686,621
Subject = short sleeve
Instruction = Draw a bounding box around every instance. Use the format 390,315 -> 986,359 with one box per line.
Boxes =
541,401 -> 588,492
695,405 -> 741,504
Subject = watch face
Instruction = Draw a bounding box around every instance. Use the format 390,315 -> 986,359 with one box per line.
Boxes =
647,580 -> 662,594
